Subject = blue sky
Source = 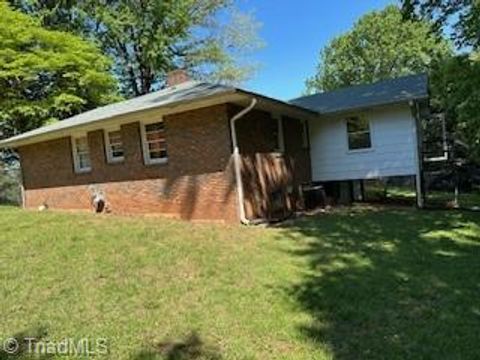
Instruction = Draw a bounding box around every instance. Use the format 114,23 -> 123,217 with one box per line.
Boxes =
237,0 -> 396,100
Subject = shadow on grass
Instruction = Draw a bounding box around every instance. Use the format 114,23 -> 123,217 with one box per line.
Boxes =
134,331 -> 222,360
0,326 -> 49,360
279,208 -> 480,359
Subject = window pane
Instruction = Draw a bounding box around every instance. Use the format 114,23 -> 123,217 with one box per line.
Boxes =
107,130 -> 124,160
348,132 -> 371,150
150,149 -> 168,159
74,136 -> 91,171
347,116 -> 371,150
148,141 -> 166,151
109,138 -> 122,146
79,154 -> 91,169
109,130 -> 122,141
75,137 -> 89,152
347,117 -> 369,133
144,121 -> 168,161
112,149 -> 124,158
111,144 -> 123,152
146,131 -> 165,142
145,122 -> 165,132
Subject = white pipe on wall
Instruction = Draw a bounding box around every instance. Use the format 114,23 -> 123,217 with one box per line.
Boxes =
229,98 -> 258,224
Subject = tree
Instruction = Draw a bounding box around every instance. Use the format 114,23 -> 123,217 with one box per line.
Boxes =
401,0 -> 480,50
0,162 -> 21,205
10,0 -> 263,97
306,5 -> 452,93
0,1 -> 119,140
401,1 -> 480,160
430,53 -> 480,161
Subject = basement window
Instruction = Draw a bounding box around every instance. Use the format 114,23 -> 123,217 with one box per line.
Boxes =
141,120 -> 168,165
347,116 -> 371,150
104,129 -> 124,163
72,135 -> 91,173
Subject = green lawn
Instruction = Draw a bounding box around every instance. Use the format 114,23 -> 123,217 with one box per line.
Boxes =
365,182 -> 480,209
425,190 -> 480,209
1,206 -> 479,359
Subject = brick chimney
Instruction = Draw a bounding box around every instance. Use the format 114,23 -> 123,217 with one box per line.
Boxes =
167,69 -> 190,87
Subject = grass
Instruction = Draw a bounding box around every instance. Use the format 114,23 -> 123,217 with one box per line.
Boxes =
0,206 -> 479,359
364,184 -> 417,205
425,190 -> 480,208
365,182 -> 480,209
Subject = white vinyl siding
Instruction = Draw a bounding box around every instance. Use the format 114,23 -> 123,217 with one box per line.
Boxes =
309,104 -> 418,181
104,129 -> 124,163
72,136 -> 91,173
141,120 -> 168,165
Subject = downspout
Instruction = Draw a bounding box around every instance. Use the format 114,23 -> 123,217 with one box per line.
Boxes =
230,98 -> 258,224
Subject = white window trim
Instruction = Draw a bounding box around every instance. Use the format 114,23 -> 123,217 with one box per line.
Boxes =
345,115 -> 374,153
140,118 -> 168,165
71,134 -> 92,174
104,126 -> 125,164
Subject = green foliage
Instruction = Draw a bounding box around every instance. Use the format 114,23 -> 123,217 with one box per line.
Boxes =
430,53 -> 480,161
306,5 -> 452,93
0,162 -> 21,205
0,1 -> 119,138
401,1 -> 480,160
401,0 -> 480,50
10,0 -> 263,96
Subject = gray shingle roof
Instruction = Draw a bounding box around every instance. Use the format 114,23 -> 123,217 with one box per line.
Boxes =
0,74 -> 429,148
0,81 -> 235,147
290,73 -> 428,114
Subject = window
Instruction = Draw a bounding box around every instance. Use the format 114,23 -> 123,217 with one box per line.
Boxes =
347,116 -> 371,150
72,136 -> 91,173
105,129 -> 124,163
272,115 -> 284,153
141,120 -> 168,165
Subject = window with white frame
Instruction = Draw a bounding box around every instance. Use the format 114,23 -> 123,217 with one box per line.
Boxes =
104,129 -> 124,163
141,120 -> 168,164
72,136 -> 91,173
346,116 -> 371,150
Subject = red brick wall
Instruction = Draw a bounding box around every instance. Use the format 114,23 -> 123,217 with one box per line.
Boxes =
229,106 -> 312,220
19,105 -> 239,222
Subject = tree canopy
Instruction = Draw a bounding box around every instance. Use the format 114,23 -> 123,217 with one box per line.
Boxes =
429,53 -> 480,161
306,5 -> 452,93
401,0 -> 480,50
0,1 -> 119,140
401,1 -> 480,161
10,0 -> 263,97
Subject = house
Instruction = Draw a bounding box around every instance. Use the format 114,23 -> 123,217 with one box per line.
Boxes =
291,74 -> 429,206
0,72 -> 428,223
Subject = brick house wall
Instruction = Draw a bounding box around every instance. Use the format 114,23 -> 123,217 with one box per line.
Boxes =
19,104 -> 239,222
18,102 -> 311,223
230,106 -> 311,220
